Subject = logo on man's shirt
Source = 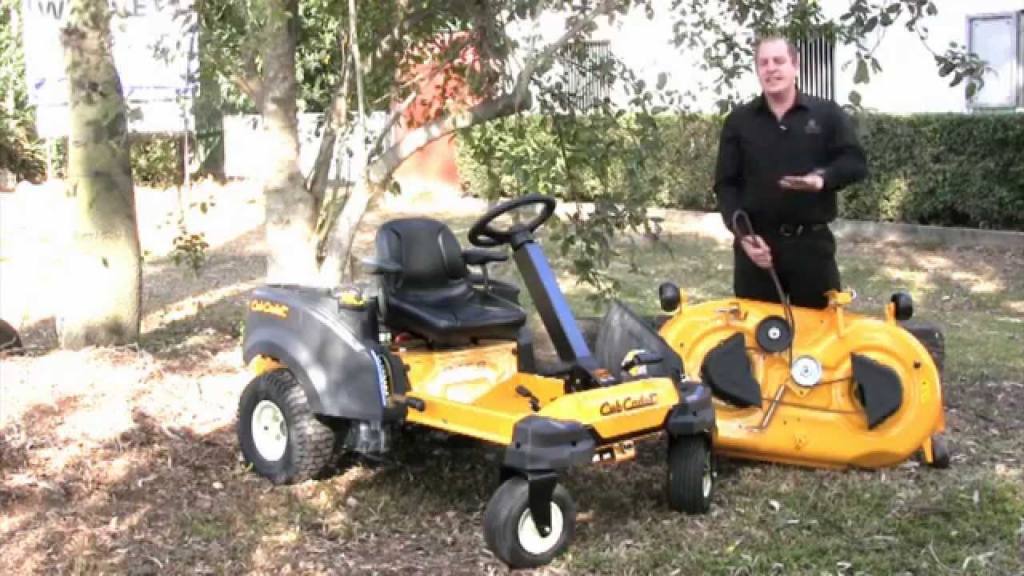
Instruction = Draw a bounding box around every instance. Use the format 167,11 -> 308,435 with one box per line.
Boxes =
805,118 -> 822,134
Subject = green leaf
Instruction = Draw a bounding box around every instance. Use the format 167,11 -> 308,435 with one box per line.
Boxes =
848,90 -> 862,107
656,72 -> 667,90
854,59 -> 870,84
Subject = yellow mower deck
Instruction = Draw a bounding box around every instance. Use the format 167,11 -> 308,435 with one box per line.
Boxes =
658,293 -> 945,469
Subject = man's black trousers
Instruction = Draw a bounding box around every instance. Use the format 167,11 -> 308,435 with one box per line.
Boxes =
733,226 -> 840,309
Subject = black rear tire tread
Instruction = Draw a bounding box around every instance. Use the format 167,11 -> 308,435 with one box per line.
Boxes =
0,318 -> 22,353
900,319 -> 945,376
483,476 -> 576,569
667,434 -> 713,514
238,369 -> 337,485
929,434 -> 951,469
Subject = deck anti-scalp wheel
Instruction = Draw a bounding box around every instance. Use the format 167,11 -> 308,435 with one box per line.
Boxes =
483,476 -> 576,569
237,369 -> 337,484
667,434 -> 714,514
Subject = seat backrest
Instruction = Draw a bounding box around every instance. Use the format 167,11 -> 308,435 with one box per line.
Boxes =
376,218 -> 471,299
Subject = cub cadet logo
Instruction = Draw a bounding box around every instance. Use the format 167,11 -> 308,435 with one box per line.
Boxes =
250,299 -> 289,319
600,393 -> 658,416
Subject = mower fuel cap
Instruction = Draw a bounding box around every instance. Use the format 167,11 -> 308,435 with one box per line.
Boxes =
791,355 -> 822,387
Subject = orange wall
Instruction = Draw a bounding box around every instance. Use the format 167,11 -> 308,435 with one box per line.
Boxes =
393,36 -> 484,192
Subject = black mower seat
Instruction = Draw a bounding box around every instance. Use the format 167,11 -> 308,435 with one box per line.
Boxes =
374,218 -> 526,344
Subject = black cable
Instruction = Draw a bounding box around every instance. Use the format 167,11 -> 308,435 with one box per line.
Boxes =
731,210 -> 796,367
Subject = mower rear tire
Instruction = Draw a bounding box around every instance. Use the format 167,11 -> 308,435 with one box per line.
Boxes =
900,320 -> 945,377
0,318 -> 22,354
667,434 -> 713,514
928,434 -> 951,469
238,369 -> 336,485
483,476 -> 575,569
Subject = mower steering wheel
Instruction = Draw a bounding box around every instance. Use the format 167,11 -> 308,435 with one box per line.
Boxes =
468,194 -> 557,248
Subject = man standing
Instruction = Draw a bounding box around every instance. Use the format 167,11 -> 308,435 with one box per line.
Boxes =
714,35 -> 868,309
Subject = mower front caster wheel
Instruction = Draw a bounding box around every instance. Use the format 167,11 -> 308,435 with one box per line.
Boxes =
483,476 -> 576,569
238,369 -> 337,485
667,434 -> 714,514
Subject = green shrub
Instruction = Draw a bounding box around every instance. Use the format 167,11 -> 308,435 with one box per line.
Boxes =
0,109 -> 45,182
847,114 -> 1024,229
49,135 -> 185,187
130,136 -> 184,188
457,112 -> 1024,231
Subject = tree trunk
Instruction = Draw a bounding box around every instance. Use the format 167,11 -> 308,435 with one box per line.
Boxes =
58,0 -> 141,349
195,20 -> 225,181
261,0 -> 319,284
319,176 -> 382,284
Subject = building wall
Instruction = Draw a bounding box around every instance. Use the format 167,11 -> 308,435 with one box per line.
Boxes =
522,0 -> 1024,114
827,0 -> 1024,113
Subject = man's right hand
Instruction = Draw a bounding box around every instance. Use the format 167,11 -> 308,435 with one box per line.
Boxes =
740,235 -> 773,269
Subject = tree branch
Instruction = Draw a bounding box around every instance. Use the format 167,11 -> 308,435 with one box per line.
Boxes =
231,52 -> 266,109
510,0 -> 618,106
367,91 -> 527,185
368,90 -> 415,160
366,0 -> 619,185
306,43 -> 352,203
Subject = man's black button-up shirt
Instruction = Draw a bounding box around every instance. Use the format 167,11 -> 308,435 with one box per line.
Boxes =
713,92 -> 868,230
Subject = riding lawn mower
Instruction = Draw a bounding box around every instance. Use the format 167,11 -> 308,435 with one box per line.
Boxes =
236,195 -> 716,569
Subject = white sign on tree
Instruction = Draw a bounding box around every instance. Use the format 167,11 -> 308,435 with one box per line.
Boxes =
21,0 -> 198,138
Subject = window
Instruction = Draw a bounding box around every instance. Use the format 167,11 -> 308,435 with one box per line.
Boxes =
797,34 -> 836,101
967,12 -> 1022,110
557,40 -> 613,111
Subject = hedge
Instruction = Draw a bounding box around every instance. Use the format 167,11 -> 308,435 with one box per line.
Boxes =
0,133 -> 201,188
0,109 -> 45,183
456,112 -> 1024,231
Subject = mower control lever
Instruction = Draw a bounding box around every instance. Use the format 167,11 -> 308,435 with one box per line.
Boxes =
622,351 -> 663,373
394,395 -> 425,412
515,385 -> 541,412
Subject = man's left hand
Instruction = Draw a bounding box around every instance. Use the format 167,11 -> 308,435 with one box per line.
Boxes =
779,172 -> 824,192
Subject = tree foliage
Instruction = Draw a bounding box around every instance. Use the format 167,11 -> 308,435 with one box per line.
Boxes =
0,0 -> 45,181
459,0 -> 991,293
4,0 -> 991,294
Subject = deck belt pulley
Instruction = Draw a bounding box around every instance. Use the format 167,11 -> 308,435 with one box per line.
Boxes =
731,210 -> 798,430
755,315 -> 792,353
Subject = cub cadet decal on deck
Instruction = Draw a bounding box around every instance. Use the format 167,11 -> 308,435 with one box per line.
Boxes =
599,393 -> 658,416
250,299 -> 289,319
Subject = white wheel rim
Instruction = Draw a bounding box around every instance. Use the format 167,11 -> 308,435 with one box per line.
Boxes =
702,450 -> 713,498
252,400 -> 288,461
517,502 -> 564,556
